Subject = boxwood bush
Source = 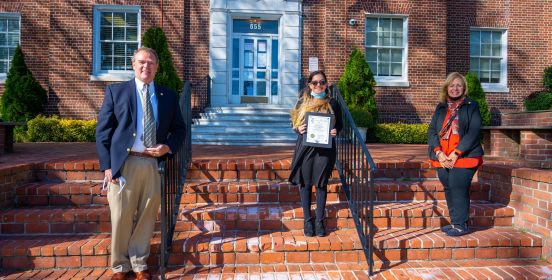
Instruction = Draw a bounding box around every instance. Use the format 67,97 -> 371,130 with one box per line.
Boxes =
524,91 -> 552,111
374,123 -> 429,144
26,115 -> 96,142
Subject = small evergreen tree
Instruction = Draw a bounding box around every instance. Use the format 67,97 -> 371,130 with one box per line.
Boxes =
543,66 -> 552,92
142,27 -> 183,92
0,45 -> 47,122
338,48 -> 378,125
465,72 -> 491,126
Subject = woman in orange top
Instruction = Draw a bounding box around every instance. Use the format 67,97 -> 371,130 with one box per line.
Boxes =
428,72 -> 484,236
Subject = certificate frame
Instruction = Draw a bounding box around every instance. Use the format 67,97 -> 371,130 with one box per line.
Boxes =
302,112 -> 335,148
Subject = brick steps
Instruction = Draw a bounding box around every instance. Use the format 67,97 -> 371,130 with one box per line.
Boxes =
13,180 -> 489,207
0,227 -> 542,270
0,201 -> 513,235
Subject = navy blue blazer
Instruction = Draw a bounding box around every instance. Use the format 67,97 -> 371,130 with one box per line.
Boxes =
96,79 -> 186,178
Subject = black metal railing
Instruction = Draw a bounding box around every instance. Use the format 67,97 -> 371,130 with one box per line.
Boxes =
330,85 -> 377,276
191,75 -> 211,118
158,81 -> 193,279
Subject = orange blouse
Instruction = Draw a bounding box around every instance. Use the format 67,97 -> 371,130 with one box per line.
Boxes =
430,110 -> 483,168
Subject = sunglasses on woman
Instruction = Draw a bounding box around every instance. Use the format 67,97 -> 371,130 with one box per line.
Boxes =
310,80 -> 327,86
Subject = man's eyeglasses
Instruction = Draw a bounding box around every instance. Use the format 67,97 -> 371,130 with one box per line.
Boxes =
310,80 -> 327,86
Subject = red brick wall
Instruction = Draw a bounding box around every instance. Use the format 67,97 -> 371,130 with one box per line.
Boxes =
479,165 -> 552,262
502,111 -> 552,126
0,165 -> 34,208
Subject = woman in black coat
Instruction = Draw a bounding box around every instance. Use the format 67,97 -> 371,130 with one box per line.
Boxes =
288,70 -> 342,237
428,72 -> 484,236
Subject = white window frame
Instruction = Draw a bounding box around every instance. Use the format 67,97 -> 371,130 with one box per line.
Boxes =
91,5 -> 140,82
469,28 -> 509,93
0,13 -> 21,83
365,14 -> 409,87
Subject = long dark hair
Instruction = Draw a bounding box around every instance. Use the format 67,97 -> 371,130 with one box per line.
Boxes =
299,70 -> 331,98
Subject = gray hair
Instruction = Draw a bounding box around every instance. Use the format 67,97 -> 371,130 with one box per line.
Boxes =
131,47 -> 159,64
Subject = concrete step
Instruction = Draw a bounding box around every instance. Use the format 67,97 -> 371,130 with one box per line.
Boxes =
0,228 -> 542,270
0,201 -> 514,236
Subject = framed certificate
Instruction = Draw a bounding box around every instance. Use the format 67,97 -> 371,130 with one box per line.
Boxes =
303,112 -> 335,148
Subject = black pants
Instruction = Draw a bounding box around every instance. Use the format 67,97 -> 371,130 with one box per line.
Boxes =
437,167 -> 477,226
299,184 -> 327,223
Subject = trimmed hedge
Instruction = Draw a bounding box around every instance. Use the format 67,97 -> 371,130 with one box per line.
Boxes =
26,115 -> 96,142
524,91 -> 552,111
374,123 -> 429,144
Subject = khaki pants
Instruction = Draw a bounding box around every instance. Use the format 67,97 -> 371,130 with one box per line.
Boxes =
108,155 -> 160,273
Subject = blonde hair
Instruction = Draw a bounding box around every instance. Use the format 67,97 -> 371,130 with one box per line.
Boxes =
440,72 -> 468,103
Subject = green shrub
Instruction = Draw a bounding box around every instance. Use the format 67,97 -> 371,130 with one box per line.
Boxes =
524,91 -> 552,111
543,66 -> 552,92
375,123 -> 429,144
348,107 -> 373,128
465,72 -> 491,126
142,27 -> 183,93
0,45 -> 47,122
27,115 -> 96,142
338,48 -> 378,124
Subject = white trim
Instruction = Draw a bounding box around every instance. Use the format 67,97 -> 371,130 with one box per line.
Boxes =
91,5 -> 141,81
365,15 -> 409,87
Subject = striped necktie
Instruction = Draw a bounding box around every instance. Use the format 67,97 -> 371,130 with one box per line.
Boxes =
142,83 -> 156,148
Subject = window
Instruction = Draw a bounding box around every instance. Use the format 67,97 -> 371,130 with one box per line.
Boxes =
92,6 -> 140,81
470,29 -> 508,92
365,15 -> 408,87
0,13 -> 20,81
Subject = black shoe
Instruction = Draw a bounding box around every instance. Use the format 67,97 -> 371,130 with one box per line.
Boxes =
440,224 -> 453,232
446,224 -> 469,237
315,220 -> 326,237
304,219 -> 314,237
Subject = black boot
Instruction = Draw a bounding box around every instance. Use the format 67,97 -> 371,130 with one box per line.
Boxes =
315,220 -> 326,237
304,218 -> 314,237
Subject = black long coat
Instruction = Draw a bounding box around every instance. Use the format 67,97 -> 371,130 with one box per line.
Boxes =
288,98 -> 343,187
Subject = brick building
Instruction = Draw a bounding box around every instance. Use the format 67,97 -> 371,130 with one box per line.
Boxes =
0,0 -> 550,124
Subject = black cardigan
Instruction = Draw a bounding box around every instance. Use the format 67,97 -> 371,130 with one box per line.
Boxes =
427,97 -> 484,161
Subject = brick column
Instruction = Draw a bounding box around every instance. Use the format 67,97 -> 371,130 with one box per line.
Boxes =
521,130 -> 552,162
489,129 -> 520,158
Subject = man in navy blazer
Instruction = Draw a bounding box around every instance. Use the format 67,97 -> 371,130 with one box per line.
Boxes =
96,47 -> 185,280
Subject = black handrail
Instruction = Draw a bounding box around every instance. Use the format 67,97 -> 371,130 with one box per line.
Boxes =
191,75 -> 211,118
330,85 -> 377,276
158,81 -> 192,279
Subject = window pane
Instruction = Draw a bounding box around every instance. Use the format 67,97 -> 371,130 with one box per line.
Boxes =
257,81 -> 266,96
126,13 -> 138,27
391,63 -> 402,76
271,39 -> 278,68
232,80 -> 239,95
101,13 -> 112,26
391,19 -> 403,32
492,44 -> 501,56
480,71 -> 490,83
491,31 -> 501,44
8,33 -> 18,46
366,48 -> 377,61
378,49 -> 390,63
244,70 -> 253,80
481,44 -> 491,56
257,71 -> 266,79
113,13 -> 125,27
366,32 -> 377,46
243,81 -> 253,96
470,31 -> 480,44
0,33 -> 6,45
8,47 -> 14,60
391,32 -> 402,47
113,27 -> 125,40
0,61 -> 6,73
391,49 -> 402,62
271,71 -> 278,79
380,63 -> 390,76
127,43 -> 138,56
113,56 -> 125,70
470,58 -> 479,72
126,27 -> 137,41
480,59 -> 490,71
232,38 -> 239,68
0,20 -> 7,32
0,47 -> 6,59
381,32 -> 391,46
101,27 -> 112,40
366,18 -> 378,32
232,70 -> 239,78
481,31 -> 492,43
368,62 -> 377,75
381,19 -> 391,32
101,42 -> 112,55
114,43 -> 125,56
271,81 -> 278,95
491,71 -> 500,83
470,42 -> 480,56
101,55 -> 112,70
491,59 -> 500,71
7,19 -> 18,32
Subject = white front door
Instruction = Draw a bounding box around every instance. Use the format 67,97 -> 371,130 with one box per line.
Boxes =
230,35 -> 280,104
